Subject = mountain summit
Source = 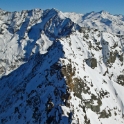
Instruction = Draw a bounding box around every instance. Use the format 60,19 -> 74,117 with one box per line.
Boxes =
0,8 -> 124,124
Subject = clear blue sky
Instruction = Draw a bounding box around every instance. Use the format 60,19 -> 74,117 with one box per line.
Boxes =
0,0 -> 124,15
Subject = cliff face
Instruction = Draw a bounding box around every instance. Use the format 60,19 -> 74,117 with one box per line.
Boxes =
0,8 -> 124,124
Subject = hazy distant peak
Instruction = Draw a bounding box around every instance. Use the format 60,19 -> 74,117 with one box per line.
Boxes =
99,10 -> 109,14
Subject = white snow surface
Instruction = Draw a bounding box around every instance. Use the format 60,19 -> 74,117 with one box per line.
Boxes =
64,10 -> 124,35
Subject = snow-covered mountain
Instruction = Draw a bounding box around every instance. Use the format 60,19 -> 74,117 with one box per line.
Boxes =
0,8 -> 124,124
64,10 -> 124,35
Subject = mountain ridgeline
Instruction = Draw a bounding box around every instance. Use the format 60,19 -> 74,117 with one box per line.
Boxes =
0,8 -> 124,124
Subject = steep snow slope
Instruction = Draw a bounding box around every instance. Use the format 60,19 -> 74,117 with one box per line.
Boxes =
64,12 -> 83,24
0,8 -> 124,124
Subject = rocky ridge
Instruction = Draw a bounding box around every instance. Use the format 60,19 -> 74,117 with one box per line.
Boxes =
0,8 -> 124,124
